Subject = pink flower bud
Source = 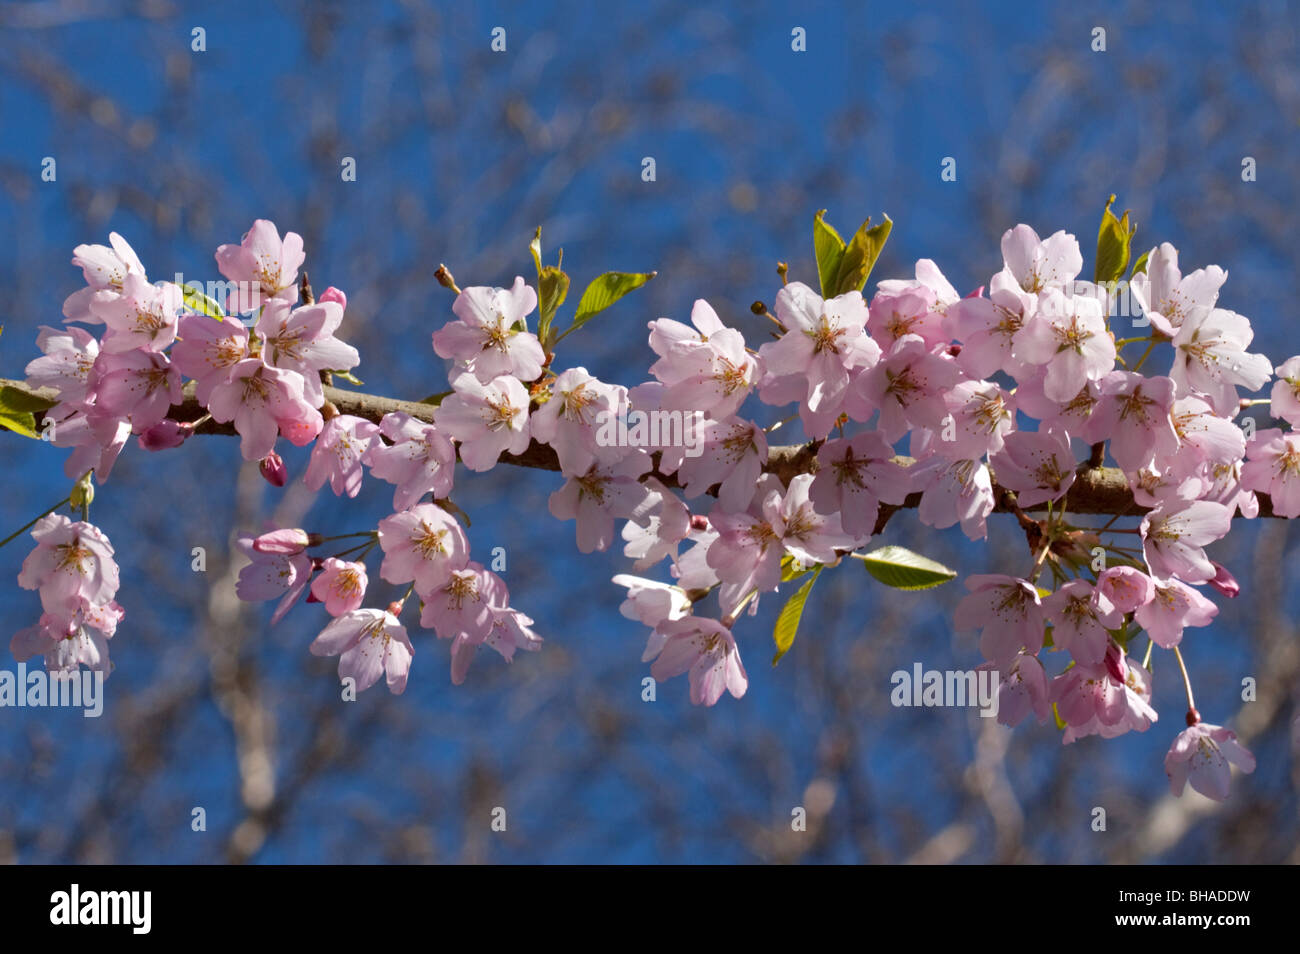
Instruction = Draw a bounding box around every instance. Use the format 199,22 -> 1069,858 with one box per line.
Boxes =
259,452 -> 288,487
1209,561 -> 1239,599
689,514 -> 711,532
137,419 -> 192,451
251,528 -> 311,555
1104,641 -> 1128,684
318,286 -> 347,311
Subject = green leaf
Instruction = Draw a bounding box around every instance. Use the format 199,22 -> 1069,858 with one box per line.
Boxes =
330,370 -> 364,387
0,385 -> 57,415
0,385 -> 54,439
529,226 -> 543,277
537,264 -> 570,347
1095,194 -> 1136,285
833,214 -> 892,296
556,270 -> 656,343
1051,701 -> 1067,731
813,209 -> 847,298
181,283 -> 225,321
419,390 -> 452,406
772,565 -> 823,665
1130,248 -> 1150,278
859,545 -> 956,590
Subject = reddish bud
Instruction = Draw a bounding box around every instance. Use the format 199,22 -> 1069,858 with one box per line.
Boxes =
1208,561 -> 1239,599
138,419 -> 192,451
1104,641 -> 1128,684
1186,707 -> 1202,727
319,286 -> 347,311
251,528 -> 310,555
690,514 -> 711,532
259,452 -> 288,487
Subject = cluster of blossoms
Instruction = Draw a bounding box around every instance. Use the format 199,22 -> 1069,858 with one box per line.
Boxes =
11,213 -> 1291,802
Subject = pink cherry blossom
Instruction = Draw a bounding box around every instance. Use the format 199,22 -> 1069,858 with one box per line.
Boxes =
377,503 -> 469,595
17,514 -> 120,624
988,653 -> 1050,727
255,299 -> 360,407
1084,371 -> 1179,472
432,277 -> 545,383
206,359 -> 323,461
1093,566 -> 1155,616
547,450 -> 653,553
910,454 -> 995,541
1012,369 -> 1099,435
433,372 -> 532,472
934,380 -> 1015,460
234,535 -> 313,625
169,312 -> 251,405
418,562 -> 506,640
643,615 -> 747,706
365,412 -> 456,511
857,334 -> 959,441
137,418 -> 195,452
530,367 -> 627,475
954,574 -> 1045,667
648,300 -> 759,420
92,348 -> 183,432
1063,655 -> 1158,742
215,219 -> 306,313
1269,356 -> 1300,427
758,281 -> 879,421
50,408 -> 132,481
1169,307 -> 1272,414
943,283 -> 1037,379
1051,661 -> 1127,728
866,285 -> 945,351
303,414 -> 382,498
310,605 -> 413,695
667,415 -> 768,512
1015,289 -> 1114,401
11,608 -> 120,675
611,574 -> 692,626
449,606 -> 542,686
999,224 -> 1083,293
989,428 -> 1076,509
62,232 -> 148,324
1241,428 -> 1300,518
89,273 -> 183,354
621,477 -> 691,570
1130,242 -> 1226,338
1042,580 -> 1119,666
309,558 -> 368,616
1140,499 -> 1232,583
808,432 -> 911,537
25,325 -> 100,404
1134,578 -> 1219,648
1165,722 -> 1255,800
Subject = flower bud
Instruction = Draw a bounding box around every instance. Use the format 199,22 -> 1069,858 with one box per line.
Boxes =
70,472 -> 94,510
138,419 -> 192,451
319,286 -> 347,311
259,452 -> 288,487
251,528 -> 311,555
1104,641 -> 1128,684
1208,561 -> 1239,599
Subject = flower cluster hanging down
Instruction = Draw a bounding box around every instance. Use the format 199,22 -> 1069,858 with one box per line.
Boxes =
9,204 -> 1291,802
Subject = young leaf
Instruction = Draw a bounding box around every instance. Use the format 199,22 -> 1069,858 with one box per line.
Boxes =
1095,194 -> 1136,285
537,264 -> 570,345
1130,248 -> 1150,278
772,565 -> 823,665
833,214 -> 892,296
181,283 -> 225,321
330,370 -> 364,387
555,270 -> 656,343
859,545 -> 956,590
419,390 -> 452,406
529,226 -> 543,277
780,554 -> 813,582
0,385 -> 57,415
813,209 -> 847,298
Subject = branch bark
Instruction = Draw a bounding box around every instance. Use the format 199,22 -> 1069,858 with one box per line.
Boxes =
0,377 -> 1278,518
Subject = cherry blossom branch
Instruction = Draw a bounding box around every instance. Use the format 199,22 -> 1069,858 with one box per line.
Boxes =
1,375 -> 1281,519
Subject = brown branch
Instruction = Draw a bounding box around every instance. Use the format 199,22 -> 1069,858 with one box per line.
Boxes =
0,377 -> 1279,518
